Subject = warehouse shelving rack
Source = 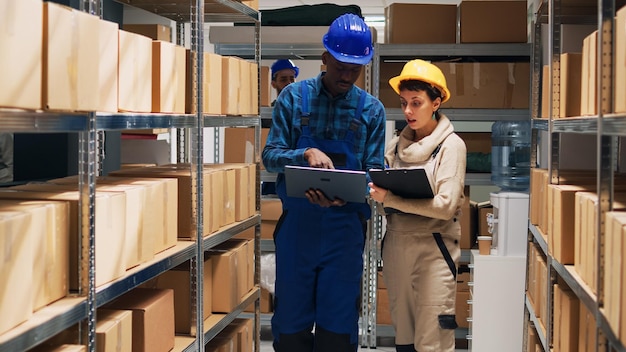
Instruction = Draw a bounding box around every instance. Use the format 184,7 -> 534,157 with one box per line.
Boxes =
0,0 -> 262,351
525,0 -> 626,349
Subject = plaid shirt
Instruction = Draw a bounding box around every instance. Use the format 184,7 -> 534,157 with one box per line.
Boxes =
262,72 -> 386,174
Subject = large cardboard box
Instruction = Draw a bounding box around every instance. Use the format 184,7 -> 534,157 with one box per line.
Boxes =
119,30 -> 152,112
152,41 -> 179,113
0,211 -> 33,335
144,257 -> 212,334
460,187 -> 476,249
43,3 -> 100,111
103,288 -> 175,352
99,19 -> 119,113
605,211 -> 626,334
0,189 -> 126,289
239,60 -> 252,115
385,4 -> 457,44
615,7 -> 626,113
459,1 -> 528,43
96,309 -> 133,352
0,200 -> 69,311
222,56 -> 241,115
123,24 -> 171,42
0,0 -> 42,110
559,53 -> 582,118
540,65 -> 551,118
250,62 -> 259,115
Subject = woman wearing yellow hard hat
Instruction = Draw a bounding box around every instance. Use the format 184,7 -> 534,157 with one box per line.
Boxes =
369,59 -> 466,352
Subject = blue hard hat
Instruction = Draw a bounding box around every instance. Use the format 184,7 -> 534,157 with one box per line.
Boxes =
271,59 -> 299,79
323,13 -> 374,65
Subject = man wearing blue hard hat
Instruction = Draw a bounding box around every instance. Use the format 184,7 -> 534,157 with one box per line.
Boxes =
263,13 -> 386,352
271,59 -> 299,106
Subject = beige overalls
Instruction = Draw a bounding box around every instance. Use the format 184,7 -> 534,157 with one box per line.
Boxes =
381,130 -> 463,352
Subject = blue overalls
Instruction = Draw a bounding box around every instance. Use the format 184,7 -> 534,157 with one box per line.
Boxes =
272,83 -> 370,352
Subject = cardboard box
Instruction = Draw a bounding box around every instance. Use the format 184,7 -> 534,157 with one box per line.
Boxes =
118,30 -> 152,112
103,288 -> 175,352
0,200 -> 69,311
110,166 -> 215,239
123,24 -> 171,42
476,201 -> 493,237
261,197 -> 282,240
145,257 -> 212,334
579,302 -> 597,351
460,186 -> 476,249
376,288 -> 392,325
186,51 -> 223,115
96,309 -> 133,352
0,189 -> 126,289
553,284 -> 580,352
208,240 -> 247,313
0,211 -> 33,335
385,4 -> 457,44
559,53 -> 582,117
222,56 -> 241,115
581,30 -> 598,116
547,184 -> 588,264
43,3 -> 100,111
261,66 -> 271,107
99,19 -> 119,113
0,0 -> 42,110
249,62 -> 259,115
456,291 -> 470,328
239,60 -> 252,115
605,211 -> 626,334
459,1 -> 528,43
615,7 -> 626,113
152,41 -> 179,113
223,127 -> 269,169
436,62 -> 530,109
69,175 -> 177,254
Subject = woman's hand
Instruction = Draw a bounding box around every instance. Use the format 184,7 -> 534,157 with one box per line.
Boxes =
368,182 -> 388,203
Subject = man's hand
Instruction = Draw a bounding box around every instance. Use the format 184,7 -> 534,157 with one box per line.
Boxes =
305,189 -> 347,207
304,148 -> 335,169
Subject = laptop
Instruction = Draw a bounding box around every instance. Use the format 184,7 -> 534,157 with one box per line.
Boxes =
369,168 -> 435,199
284,165 -> 368,203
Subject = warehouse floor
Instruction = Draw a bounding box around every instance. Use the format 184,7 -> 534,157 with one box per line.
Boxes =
258,326 -> 470,351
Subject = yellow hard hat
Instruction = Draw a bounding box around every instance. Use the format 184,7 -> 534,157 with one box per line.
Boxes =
388,59 -> 451,103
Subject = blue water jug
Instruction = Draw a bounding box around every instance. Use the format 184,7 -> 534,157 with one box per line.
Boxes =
491,120 -> 531,191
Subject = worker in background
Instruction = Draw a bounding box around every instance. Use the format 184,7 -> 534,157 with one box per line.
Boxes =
262,13 -> 386,352
369,59 -> 467,352
0,133 -> 14,184
270,59 -> 299,106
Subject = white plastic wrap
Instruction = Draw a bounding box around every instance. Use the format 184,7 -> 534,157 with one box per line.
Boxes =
260,253 -> 276,295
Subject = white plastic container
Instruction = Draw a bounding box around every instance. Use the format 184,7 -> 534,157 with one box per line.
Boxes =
488,191 -> 529,257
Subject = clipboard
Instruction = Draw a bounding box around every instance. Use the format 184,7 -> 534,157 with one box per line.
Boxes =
284,165 -> 367,203
369,168 -> 435,199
